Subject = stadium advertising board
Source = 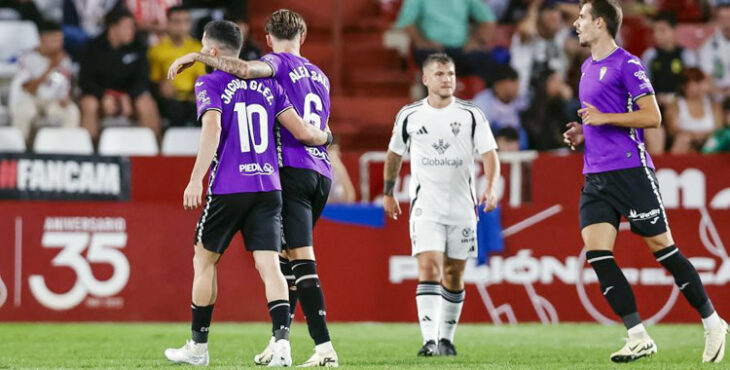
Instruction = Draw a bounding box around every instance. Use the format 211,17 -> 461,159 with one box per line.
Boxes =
0,154 -> 728,323
0,153 -> 131,201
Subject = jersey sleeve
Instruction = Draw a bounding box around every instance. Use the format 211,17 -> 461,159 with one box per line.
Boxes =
261,53 -> 283,78
272,80 -> 293,117
194,75 -> 222,122
387,107 -> 411,156
620,56 -> 655,102
472,106 -> 498,154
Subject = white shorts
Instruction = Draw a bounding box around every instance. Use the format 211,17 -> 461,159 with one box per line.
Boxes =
409,219 -> 477,260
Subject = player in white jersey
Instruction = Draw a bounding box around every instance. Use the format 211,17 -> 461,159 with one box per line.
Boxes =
383,53 -> 500,357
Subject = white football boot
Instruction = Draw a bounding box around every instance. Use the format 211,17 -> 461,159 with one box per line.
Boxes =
297,347 -> 339,367
703,319 -> 728,363
254,337 -> 276,365
164,339 -> 209,366
609,337 -> 657,363
267,339 -> 293,367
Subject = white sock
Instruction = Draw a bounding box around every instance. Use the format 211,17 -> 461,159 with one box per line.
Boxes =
315,341 -> 334,353
627,323 -> 650,341
416,282 -> 442,344
702,311 -> 723,331
439,286 -> 465,343
191,341 -> 208,354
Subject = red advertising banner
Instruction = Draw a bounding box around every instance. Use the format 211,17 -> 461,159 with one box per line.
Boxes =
0,154 -> 728,323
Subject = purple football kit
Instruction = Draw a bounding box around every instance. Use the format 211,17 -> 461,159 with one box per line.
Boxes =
577,47 -> 668,237
261,52 -> 334,249
193,70 -> 293,253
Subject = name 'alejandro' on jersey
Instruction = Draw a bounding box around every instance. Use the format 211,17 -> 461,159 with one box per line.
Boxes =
261,52 -> 332,178
579,47 -> 656,174
194,70 -> 292,194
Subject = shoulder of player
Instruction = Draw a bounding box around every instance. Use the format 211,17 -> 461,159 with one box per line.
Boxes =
618,48 -> 644,68
454,98 -> 487,121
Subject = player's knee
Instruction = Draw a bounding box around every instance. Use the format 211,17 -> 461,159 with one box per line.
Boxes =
418,260 -> 441,281
193,244 -> 219,269
443,265 -> 463,283
644,232 -> 674,252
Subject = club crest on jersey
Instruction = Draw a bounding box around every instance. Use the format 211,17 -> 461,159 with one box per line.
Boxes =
432,139 -> 450,154
599,66 -> 607,81
239,162 -> 275,176
450,122 -> 461,136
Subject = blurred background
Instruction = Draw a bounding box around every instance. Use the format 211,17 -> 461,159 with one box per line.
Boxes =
0,0 -> 729,325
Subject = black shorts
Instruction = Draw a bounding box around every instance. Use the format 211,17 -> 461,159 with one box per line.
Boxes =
194,191 -> 282,254
280,166 -> 332,249
579,166 -> 669,237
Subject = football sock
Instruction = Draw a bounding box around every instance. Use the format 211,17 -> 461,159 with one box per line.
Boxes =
439,285 -> 465,343
586,250 -> 641,329
268,300 -> 291,341
654,245 -> 717,323
416,281 -> 441,344
280,256 -> 298,322
627,323 -> 650,341
191,303 -> 214,344
292,259 -> 331,345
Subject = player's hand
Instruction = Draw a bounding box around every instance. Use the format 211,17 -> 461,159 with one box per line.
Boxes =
578,102 -> 608,126
383,195 -> 402,220
479,186 -> 498,212
168,52 -> 197,80
183,181 -> 203,210
563,121 -> 584,150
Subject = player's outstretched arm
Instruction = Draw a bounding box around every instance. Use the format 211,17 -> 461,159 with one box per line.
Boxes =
383,150 -> 403,220
479,149 -> 500,212
277,108 -> 332,146
563,121 -> 584,150
167,52 -> 273,80
578,95 -> 662,129
184,111 -> 222,211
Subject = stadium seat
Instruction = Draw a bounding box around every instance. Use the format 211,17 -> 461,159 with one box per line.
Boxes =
161,127 -> 200,156
0,126 -> 26,152
0,21 -> 40,79
33,127 -> 94,155
98,127 -> 159,156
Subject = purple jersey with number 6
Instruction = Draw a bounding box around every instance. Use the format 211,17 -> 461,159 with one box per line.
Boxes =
261,52 -> 332,179
194,70 -> 293,195
579,47 -> 656,174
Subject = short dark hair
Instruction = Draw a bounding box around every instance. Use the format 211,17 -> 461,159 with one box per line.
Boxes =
422,53 -> 455,70
495,127 -> 519,141
167,5 -> 189,18
105,7 -> 134,28
265,9 -> 306,40
491,65 -> 519,84
203,20 -> 242,54
38,20 -> 62,34
580,0 -> 622,39
653,11 -> 677,27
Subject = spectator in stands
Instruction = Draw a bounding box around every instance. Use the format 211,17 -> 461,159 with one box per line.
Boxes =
472,64 -> 529,148
522,70 -> 578,151
699,0 -> 730,98
494,127 -> 520,152
666,68 -> 722,154
9,21 -> 79,141
0,0 -> 42,25
702,97 -> 730,152
79,8 -> 160,140
642,11 -> 698,103
227,12 -> 261,61
395,0 -> 496,84
327,139 -> 356,203
62,0 -> 123,60
148,6 -> 204,126
510,0 -> 577,99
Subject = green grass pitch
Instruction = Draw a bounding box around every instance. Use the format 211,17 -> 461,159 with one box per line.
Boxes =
0,323 -> 717,369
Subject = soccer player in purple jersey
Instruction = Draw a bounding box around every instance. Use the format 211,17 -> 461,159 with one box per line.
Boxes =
563,0 -> 727,363
169,10 -> 338,367
163,20 -> 331,367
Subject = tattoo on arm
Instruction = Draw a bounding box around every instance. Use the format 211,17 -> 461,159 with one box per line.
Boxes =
383,151 -> 403,196
195,53 -> 251,78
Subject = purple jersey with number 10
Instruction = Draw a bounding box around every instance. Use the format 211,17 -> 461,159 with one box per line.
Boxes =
261,52 -> 332,179
579,47 -> 656,174
194,70 -> 293,195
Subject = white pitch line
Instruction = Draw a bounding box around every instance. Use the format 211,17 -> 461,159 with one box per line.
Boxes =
502,204 -> 563,237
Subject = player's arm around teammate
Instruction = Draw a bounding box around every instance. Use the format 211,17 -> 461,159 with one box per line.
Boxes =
168,51 -> 273,80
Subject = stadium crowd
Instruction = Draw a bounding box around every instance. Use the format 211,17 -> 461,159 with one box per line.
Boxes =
0,0 -> 729,156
